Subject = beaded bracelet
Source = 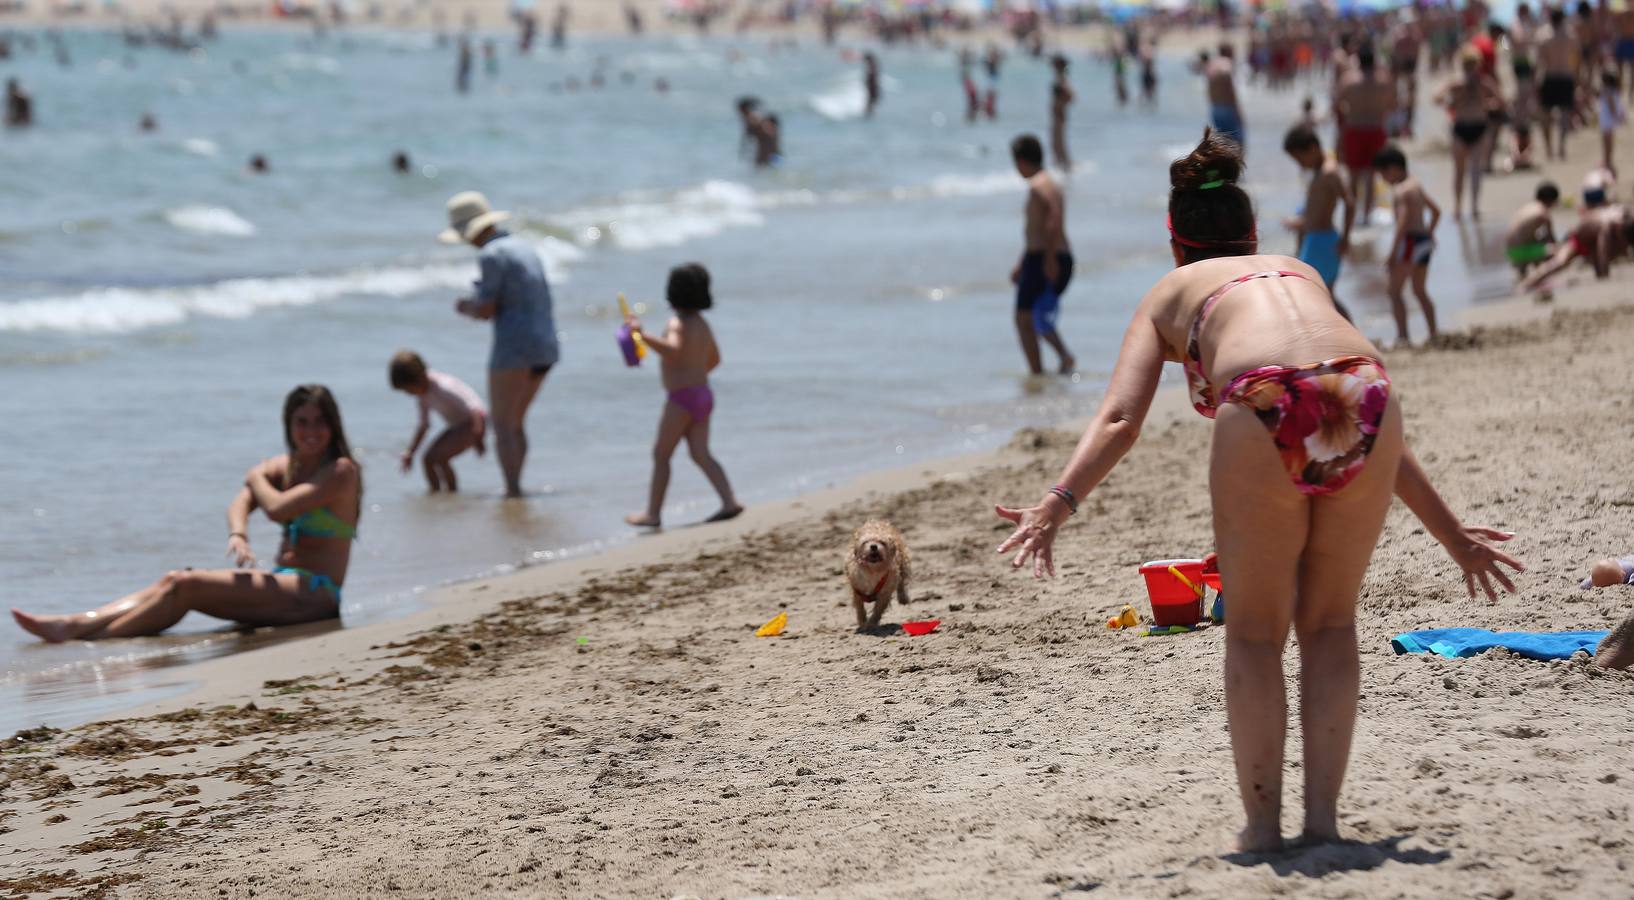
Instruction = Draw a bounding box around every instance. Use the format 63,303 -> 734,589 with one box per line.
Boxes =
1048,484 -> 1078,515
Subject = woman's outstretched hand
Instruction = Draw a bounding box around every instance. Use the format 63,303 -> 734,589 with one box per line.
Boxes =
994,498 -> 1071,579
226,534 -> 255,569
1440,526 -> 1523,601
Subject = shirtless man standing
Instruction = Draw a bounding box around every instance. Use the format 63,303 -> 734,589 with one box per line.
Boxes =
1539,7 -> 1580,161
1206,43 -> 1245,151
1008,134 -> 1075,376
1336,47 -> 1396,223
1049,54 -> 1074,171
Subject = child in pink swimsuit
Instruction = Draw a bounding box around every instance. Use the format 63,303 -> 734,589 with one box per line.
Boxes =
623,264 -> 743,529
390,350 -> 487,493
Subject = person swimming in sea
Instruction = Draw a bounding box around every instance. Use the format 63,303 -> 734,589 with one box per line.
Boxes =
623,264 -> 743,529
11,385 -> 361,641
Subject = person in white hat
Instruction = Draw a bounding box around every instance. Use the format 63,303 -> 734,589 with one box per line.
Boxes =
445,191 -> 559,499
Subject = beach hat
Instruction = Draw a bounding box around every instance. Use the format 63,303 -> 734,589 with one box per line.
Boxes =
438,191 -> 511,244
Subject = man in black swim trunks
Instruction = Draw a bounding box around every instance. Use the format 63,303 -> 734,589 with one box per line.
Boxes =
1009,134 -> 1076,376
1538,6 -> 1578,160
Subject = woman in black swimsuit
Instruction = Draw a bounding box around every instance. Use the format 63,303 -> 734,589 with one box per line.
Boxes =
1436,49 -> 1504,218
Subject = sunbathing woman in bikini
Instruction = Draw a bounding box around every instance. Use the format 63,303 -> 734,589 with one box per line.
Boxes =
11,385 -> 361,641
993,132 -> 1523,853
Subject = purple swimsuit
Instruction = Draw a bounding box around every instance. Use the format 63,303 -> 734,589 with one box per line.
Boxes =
668,385 -> 714,422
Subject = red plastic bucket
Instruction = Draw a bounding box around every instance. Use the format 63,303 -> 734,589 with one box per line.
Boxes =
1140,559 -> 1207,627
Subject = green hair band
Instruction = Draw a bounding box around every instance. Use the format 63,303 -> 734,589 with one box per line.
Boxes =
1198,169 -> 1225,190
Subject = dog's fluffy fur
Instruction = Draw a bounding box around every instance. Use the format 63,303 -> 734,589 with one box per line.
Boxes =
845,521 -> 911,632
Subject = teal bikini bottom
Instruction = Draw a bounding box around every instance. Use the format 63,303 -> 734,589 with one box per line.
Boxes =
273,566 -> 342,604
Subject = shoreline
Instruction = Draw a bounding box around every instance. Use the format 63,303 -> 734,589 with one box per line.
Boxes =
3,279 -> 1632,895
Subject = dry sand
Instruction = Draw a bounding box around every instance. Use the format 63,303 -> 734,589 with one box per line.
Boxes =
5,42 -> 1634,900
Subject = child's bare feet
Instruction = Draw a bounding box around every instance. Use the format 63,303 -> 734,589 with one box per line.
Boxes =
1237,823 -> 1284,853
705,505 -> 744,523
624,513 -> 661,529
11,608 -> 91,643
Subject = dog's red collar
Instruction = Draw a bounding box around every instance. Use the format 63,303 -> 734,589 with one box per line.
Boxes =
857,570 -> 891,603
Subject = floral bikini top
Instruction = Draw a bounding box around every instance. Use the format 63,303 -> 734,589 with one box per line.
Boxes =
1182,270 -> 1312,418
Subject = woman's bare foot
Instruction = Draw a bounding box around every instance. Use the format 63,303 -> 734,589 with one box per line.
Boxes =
705,505 -> 744,523
11,608 -> 94,643
1595,612 -> 1634,669
1237,823 -> 1284,853
624,513 -> 661,529
1295,825 -> 1341,848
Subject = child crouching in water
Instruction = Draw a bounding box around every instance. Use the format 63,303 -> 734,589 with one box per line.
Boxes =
390,350 -> 487,493
624,263 -> 743,528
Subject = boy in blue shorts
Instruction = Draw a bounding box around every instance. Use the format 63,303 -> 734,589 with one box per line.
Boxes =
1009,134 -> 1076,375
1282,124 -> 1355,319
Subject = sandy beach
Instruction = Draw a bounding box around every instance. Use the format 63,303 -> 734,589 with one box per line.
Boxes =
6,9 -> 1634,898
5,211 -> 1634,897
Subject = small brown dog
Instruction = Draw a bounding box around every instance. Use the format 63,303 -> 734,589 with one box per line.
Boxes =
845,521 -> 911,632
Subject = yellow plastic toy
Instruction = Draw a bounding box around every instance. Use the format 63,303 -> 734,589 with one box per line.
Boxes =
1106,604 -> 1140,629
615,293 -> 649,366
755,611 -> 787,637
1167,565 -> 1206,600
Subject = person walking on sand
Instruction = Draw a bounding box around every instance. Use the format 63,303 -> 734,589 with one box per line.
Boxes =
1009,134 -> 1076,376
1434,48 -> 1503,219
1539,7 -> 1579,161
11,385 -> 362,642
1375,145 -> 1442,345
994,131 -> 1520,854
1335,47 -> 1395,224
1049,54 -> 1074,172
442,192 -> 559,499
623,264 -> 743,529
1206,44 -> 1244,150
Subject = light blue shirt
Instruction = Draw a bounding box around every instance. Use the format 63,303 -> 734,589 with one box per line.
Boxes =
474,231 -> 560,371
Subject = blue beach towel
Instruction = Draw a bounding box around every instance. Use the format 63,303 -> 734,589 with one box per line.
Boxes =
1390,628 -> 1609,662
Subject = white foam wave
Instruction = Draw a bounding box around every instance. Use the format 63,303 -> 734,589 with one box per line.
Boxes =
809,80 -> 868,121
0,237 -> 582,335
165,205 -> 257,237
180,137 -> 220,157
553,180 -> 766,251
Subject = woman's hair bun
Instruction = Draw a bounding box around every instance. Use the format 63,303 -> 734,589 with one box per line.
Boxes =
1169,128 -> 1244,192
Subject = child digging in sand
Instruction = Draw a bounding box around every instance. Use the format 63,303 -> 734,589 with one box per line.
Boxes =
390,350 -> 487,493
1505,181 -> 1560,278
1582,555 -> 1634,669
624,264 -> 743,529
1375,144 -> 1442,346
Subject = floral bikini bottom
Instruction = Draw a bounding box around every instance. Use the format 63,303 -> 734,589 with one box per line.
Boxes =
1221,355 -> 1392,496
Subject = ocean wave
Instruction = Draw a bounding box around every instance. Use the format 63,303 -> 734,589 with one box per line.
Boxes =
809,80 -> 868,122
180,137 -> 220,157
552,180 -> 766,251
0,237 -> 583,335
164,205 -> 257,238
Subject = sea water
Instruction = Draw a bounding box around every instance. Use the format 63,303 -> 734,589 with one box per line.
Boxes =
0,27 -> 1517,731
